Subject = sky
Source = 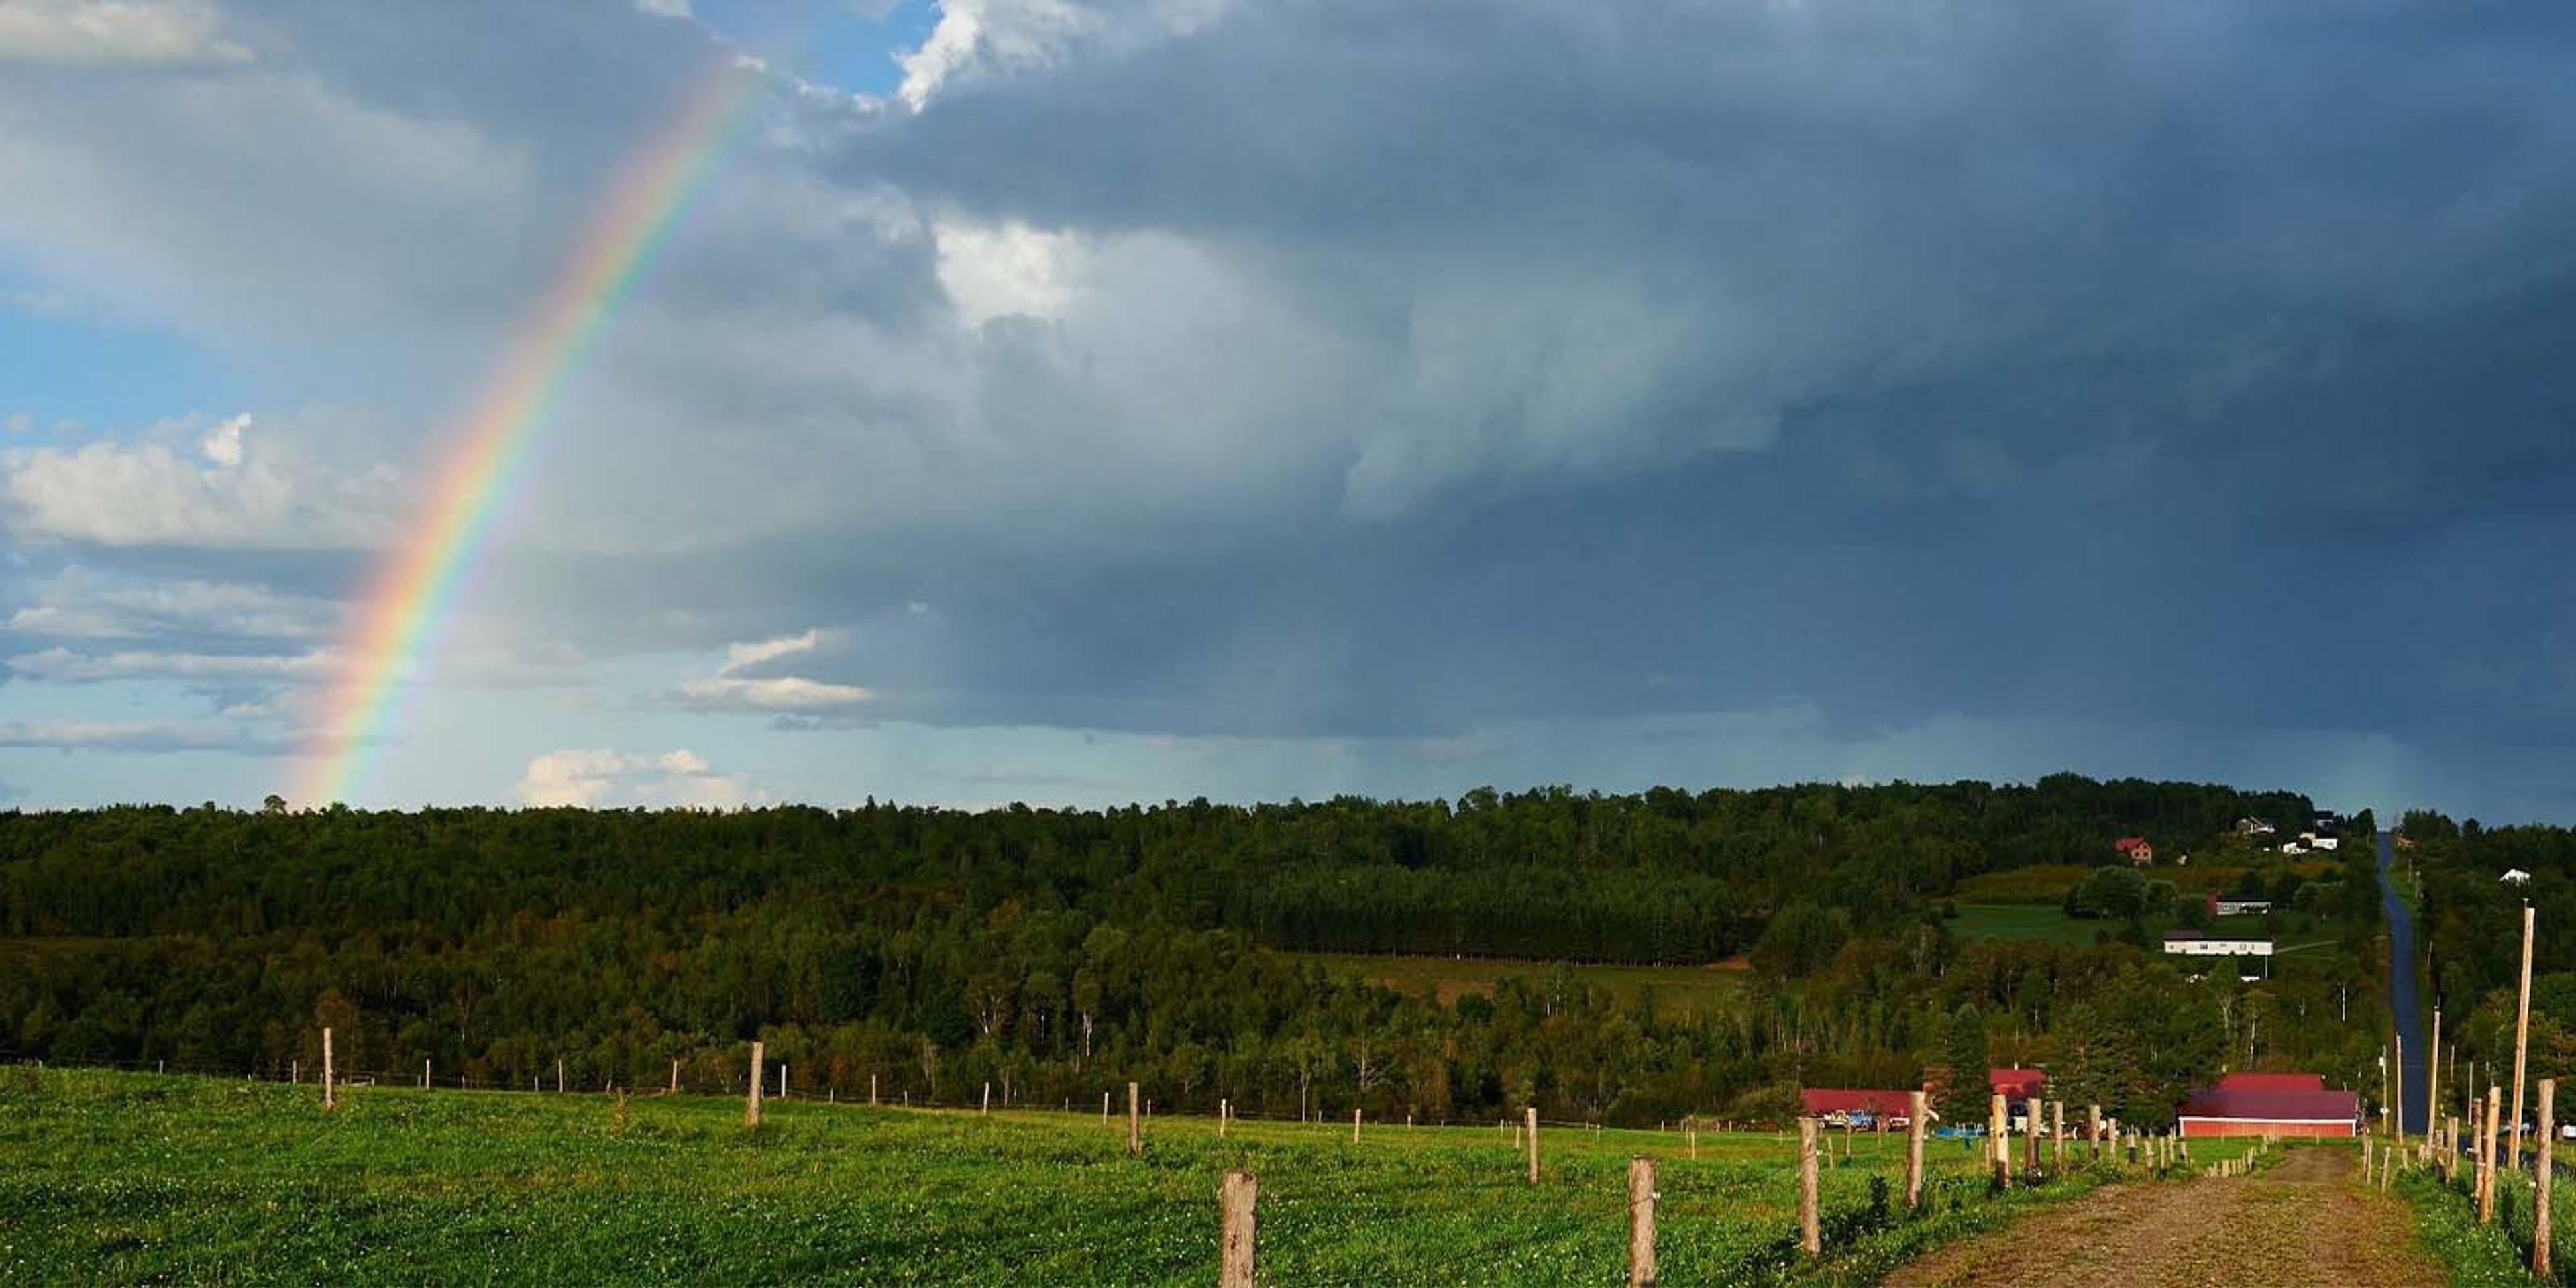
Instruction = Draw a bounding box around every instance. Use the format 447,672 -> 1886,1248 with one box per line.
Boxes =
4,1 -> 2576,821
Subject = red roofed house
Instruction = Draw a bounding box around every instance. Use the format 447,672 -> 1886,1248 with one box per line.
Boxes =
2176,1072 -> 2359,1138
2114,835 -> 2155,866
1799,1088 -> 1915,1129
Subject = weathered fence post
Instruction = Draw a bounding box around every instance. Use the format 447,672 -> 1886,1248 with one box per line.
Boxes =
2427,1006 -> 2443,1166
1990,1093 -> 2008,1188
2025,1096 -> 2042,1173
2363,1142 -> 2373,1185
2538,1079 -> 2556,1277
1628,1156 -> 1658,1287
1352,1107 -> 1362,1144
1220,1098 -> 1230,1138
322,1027 -> 335,1110
1527,1107 -> 1541,1184
983,1081 -> 992,1114
557,1057 -> 566,1094
2050,1101 -> 2064,1171
2515,906 -> 2536,1171
1798,1116 -> 1822,1256
2088,1104 -> 2102,1161
779,1063 -> 787,1100
2481,1084 -> 2500,1224
745,1041 -> 765,1130
671,1058 -> 680,1095
870,1073 -> 879,1106
1907,1089 -> 1928,1210
423,1057 -> 431,1090
1128,1081 -> 1142,1155
1220,1169 -> 1256,1288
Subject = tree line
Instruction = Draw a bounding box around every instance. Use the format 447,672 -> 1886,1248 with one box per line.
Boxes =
0,775 -> 2345,1126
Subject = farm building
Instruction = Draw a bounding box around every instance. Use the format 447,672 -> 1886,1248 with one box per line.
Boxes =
2176,1072 -> 2359,1138
2115,835 -> 2155,865
1798,1088 -> 1914,1129
2161,930 -> 2272,978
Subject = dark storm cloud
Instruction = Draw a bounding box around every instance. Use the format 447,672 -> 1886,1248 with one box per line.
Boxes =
476,0 -> 2568,748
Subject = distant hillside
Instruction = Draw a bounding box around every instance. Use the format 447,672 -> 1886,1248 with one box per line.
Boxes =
0,775 -> 2325,1126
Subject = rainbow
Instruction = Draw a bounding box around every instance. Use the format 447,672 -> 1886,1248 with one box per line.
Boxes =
297,62 -> 763,806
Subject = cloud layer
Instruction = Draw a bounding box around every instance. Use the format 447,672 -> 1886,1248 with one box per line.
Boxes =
6,1 -> 2576,816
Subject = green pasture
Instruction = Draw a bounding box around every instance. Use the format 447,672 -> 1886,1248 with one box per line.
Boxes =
0,1067 -> 2255,1285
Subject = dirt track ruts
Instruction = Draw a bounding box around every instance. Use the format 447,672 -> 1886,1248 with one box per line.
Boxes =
1882,1147 -> 2441,1287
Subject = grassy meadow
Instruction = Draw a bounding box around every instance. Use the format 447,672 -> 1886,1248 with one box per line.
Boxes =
1944,904 -> 2111,945
0,1067 -> 2257,1285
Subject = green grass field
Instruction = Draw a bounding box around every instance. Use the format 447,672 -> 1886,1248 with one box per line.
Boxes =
1299,951 -> 1747,1014
1945,904 -> 2113,945
0,1068 -> 2255,1285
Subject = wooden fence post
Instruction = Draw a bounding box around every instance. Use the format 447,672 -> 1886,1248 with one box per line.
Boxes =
1906,1090 -> 1927,1211
1628,1156 -> 1658,1287
2516,906 -> 2536,1172
669,1058 -> 679,1095
1352,1108 -> 1362,1144
2427,1006 -> 2443,1166
1220,1098 -> 1230,1138
1128,1082 -> 1142,1155
1990,1093 -> 2008,1188
870,1073 -> 878,1106
2025,1097 -> 2042,1173
423,1057 -> 431,1090
1527,1107 -> 1541,1184
2538,1079 -> 2555,1278
1220,1169 -> 1256,1288
745,1041 -> 765,1130
1798,1117 -> 1822,1256
2051,1101 -> 2064,1171
983,1081 -> 991,1114
322,1027 -> 335,1110
2481,1084 -> 2500,1224
2088,1104 -> 2102,1161
557,1057 -> 566,1094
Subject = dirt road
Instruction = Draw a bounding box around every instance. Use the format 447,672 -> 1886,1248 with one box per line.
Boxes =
1882,1148 -> 2440,1287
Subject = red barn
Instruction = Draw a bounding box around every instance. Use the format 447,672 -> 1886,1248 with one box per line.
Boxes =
2176,1072 -> 2359,1138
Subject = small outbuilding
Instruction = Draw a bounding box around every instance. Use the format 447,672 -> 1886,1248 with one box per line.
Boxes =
2176,1072 -> 2359,1138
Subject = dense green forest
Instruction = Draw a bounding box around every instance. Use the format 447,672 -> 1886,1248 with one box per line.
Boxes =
0,776 -> 2375,1128
2404,810 -> 2576,1093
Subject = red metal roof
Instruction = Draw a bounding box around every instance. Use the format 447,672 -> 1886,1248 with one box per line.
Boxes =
1991,1067 -> 2046,1097
2179,1072 -> 2357,1123
2216,1072 -> 2326,1093
1800,1088 -> 1910,1115
2114,835 -> 2149,851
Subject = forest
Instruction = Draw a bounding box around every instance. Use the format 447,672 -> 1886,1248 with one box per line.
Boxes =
0,775 -> 2377,1128
2405,809 -> 2576,1093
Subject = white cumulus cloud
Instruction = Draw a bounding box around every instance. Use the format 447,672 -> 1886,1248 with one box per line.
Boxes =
1,411 -> 396,549
514,747 -> 767,808
676,628 -> 872,714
